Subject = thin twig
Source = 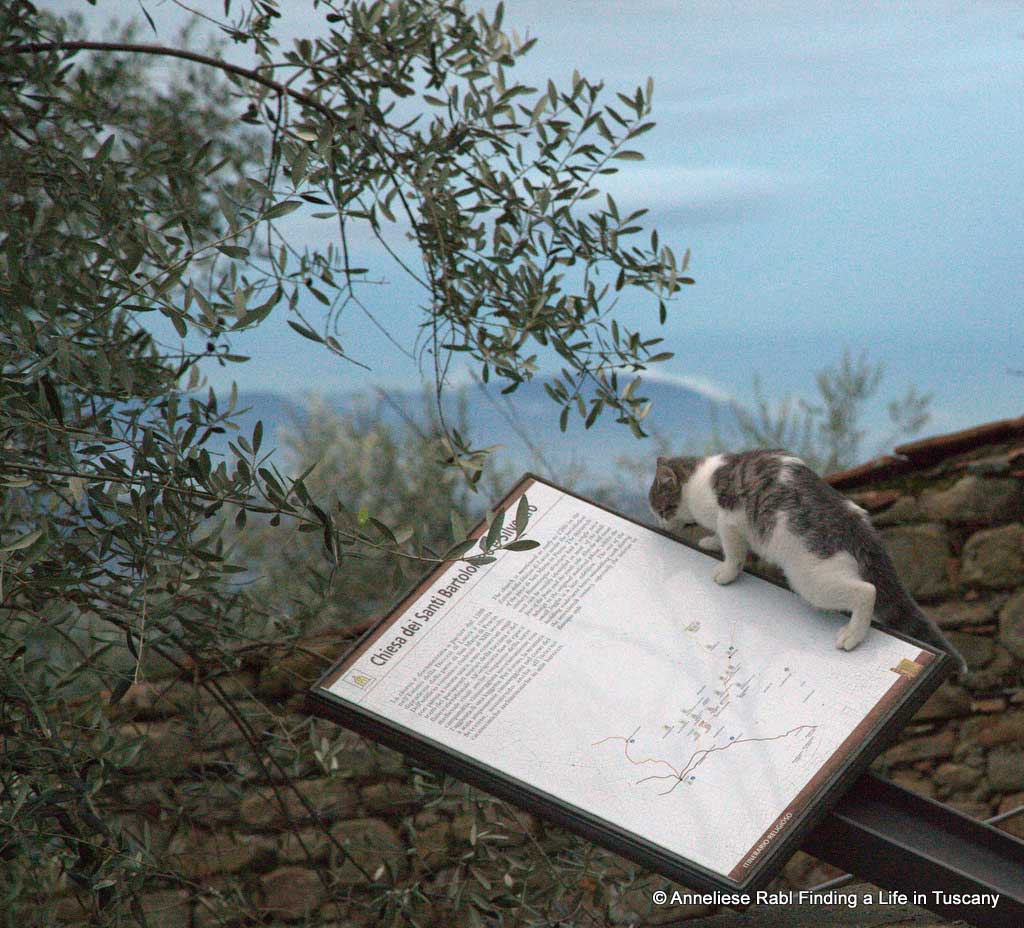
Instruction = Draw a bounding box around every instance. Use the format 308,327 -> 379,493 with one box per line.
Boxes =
1,41 -> 339,124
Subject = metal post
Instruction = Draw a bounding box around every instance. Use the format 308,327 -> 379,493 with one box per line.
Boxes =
802,773 -> 1024,928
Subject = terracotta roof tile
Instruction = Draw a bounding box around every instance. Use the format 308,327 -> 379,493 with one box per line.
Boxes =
826,414 -> 1024,490
826,455 -> 911,490
893,414 -> 1024,465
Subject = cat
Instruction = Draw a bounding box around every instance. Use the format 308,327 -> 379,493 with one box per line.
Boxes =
648,450 -> 967,675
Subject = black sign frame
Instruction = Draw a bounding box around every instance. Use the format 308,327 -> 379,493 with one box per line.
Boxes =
307,473 -> 952,895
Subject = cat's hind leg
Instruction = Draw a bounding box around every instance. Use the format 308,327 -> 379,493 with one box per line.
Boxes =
787,554 -> 876,651
834,580 -> 876,651
698,535 -> 722,552
713,520 -> 748,585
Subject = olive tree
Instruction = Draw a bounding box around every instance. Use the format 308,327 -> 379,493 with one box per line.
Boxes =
715,349 -> 933,474
0,1 -> 689,924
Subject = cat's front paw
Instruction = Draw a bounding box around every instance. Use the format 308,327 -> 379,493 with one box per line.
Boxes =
836,623 -> 867,651
698,535 -> 723,552
713,565 -> 740,585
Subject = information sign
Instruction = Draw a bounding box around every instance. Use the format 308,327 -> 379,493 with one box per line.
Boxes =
308,475 -> 950,891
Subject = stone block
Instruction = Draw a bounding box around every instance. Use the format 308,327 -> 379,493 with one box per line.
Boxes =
120,780 -> 176,820
176,697 -> 270,752
988,745 -> 1024,792
969,711 -> 1024,749
606,876 -> 712,926
317,901 -> 377,928
971,697 -> 1008,713
872,494 -> 926,526
880,524 -> 952,600
998,815 -> 1024,840
872,495 -> 929,524
946,631 -> 995,670
54,895 -> 91,923
177,781 -> 244,827
167,830 -> 276,878
191,877 -> 261,928
191,705 -> 245,750
329,818 -> 407,885
360,780 -> 421,815
123,721 -> 193,777
239,778 -> 357,830
947,799 -> 992,819
413,809 -> 443,828
309,729 -> 405,781
920,475 -> 1024,524
849,489 -> 900,512
260,866 -> 325,922
889,769 -> 936,799
883,730 -> 955,764
481,803 -> 538,845
450,812 -> 476,846
999,588 -> 1024,660
192,895 -> 243,928
933,762 -> 982,793
114,682 -> 174,720
914,683 -> 970,721
411,821 -> 452,871
968,645 -> 1021,691
999,791 -> 1024,811
211,670 -> 259,698
138,890 -> 191,928
966,454 -> 1016,476
922,598 -> 998,629
257,636 -> 345,699
960,524 -> 1024,589
137,645 -> 188,681
780,851 -> 845,891
254,741 -> 320,782
276,826 -> 332,864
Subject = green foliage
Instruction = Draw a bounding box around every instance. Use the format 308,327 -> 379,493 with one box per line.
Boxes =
713,349 -> 933,474
0,1 -> 688,924
233,390 -> 515,636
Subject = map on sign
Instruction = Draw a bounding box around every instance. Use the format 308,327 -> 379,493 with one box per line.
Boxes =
310,475 -> 948,889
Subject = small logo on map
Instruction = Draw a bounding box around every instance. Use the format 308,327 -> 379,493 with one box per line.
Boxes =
891,658 -> 922,678
345,671 -> 374,689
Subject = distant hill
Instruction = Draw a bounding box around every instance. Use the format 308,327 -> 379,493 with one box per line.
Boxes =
212,375 -> 742,507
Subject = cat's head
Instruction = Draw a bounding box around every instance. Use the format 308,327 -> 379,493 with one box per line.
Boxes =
649,456 -> 701,526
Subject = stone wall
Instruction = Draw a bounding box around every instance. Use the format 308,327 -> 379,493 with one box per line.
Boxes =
48,425 -> 1024,928
782,429 -> 1024,887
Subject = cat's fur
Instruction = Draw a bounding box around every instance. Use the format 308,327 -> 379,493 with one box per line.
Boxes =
649,450 -> 967,674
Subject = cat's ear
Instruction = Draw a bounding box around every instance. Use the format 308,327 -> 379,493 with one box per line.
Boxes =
655,460 -> 679,489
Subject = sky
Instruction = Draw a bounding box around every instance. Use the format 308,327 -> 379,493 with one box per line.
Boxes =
47,0 -> 1024,441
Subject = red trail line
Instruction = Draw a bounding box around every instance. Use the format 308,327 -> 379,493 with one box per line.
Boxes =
591,725 -> 683,779
596,724 -> 818,797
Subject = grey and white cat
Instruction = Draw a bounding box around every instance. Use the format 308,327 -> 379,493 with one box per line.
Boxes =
649,450 -> 967,674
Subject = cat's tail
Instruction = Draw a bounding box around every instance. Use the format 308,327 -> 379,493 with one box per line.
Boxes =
885,598 -> 968,677
854,528 -> 968,676
871,562 -> 968,676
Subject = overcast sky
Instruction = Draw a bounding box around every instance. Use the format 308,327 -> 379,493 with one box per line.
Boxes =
46,1 -> 1024,438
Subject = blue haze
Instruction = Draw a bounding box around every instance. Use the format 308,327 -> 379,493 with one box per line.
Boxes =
48,1 -> 1024,457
